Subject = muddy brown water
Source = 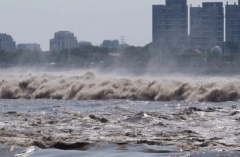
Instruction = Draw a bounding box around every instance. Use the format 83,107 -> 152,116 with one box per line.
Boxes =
1,71 -> 240,102
1,99 -> 240,156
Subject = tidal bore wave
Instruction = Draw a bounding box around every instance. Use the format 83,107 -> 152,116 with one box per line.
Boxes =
0,71 -> 240,102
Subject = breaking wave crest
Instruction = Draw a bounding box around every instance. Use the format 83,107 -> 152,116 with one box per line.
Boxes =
0,71 -> 240,102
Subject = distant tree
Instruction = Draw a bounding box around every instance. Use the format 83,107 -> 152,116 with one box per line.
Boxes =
223,41 -> 239,61
208,48 -> 221,63
224,41 -> 239,54
0,49 -> 6,63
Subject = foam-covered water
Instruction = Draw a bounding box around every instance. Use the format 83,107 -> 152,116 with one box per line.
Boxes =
0,144 -> 185,157
1,144 -> 240,157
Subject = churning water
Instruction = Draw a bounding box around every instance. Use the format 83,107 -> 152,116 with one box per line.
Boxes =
0,70 -> 240,102
0,99 -> 240,156
1,70 -> 240,156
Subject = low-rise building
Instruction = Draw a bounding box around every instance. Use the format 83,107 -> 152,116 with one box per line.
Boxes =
17,43 -> 42,51
78,41 -> 92,47
100,40 -> 119,49
50,31 -> 78,52
0,33 -> 16,52
119,43 -> 129,49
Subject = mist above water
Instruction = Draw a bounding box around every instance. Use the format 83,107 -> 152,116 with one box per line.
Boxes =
0,68 -> 239,102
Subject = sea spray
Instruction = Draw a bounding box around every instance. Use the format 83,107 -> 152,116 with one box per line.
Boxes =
0,71 -> 239,102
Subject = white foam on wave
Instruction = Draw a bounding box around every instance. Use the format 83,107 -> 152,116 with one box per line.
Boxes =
15,146 -> 35,157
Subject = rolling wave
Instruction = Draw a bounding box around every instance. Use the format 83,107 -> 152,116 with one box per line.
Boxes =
0,71 -> 239,102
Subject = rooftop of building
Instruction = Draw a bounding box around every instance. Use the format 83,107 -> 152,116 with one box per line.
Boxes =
190,2 -> 223,14
52,31 -> 77,40
226,2 -> 240,6
166,0 -> 187,6
56,31 -> 71,33
54,31 -> 74,35
153,5 -> 166,7
153,0 -> 187,8
190,2 -> 223,7
202,2 -> 223,5
226,0 -> 240,5
153,4 -> 186,10
0,33 -> 12,36
17,43 -> 40,45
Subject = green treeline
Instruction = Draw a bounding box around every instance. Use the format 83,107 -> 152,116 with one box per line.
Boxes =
0,44 -> 158,68
0,41 -> 240,68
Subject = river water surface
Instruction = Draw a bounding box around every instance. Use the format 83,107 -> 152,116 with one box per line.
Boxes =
1,99 -> 240,156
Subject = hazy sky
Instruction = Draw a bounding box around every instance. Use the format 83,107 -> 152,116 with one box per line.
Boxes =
0,0 -> 237,51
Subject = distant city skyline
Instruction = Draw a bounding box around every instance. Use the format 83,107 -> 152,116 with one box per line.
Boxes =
0,0 -> 237,51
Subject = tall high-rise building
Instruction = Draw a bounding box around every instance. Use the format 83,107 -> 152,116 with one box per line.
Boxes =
152,0 -> 188,47
0,33 -> 16,52
226,1 -> 240,44
190,2 -> 224,48
50,31 -> 78,52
